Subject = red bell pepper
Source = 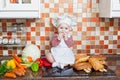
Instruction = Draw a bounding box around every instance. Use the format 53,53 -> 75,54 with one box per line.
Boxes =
35,58 -> 52,67
35,58 -> 43,67
41,58 -> 52,67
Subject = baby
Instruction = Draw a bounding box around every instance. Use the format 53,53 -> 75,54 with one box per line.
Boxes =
45,15 -> 77,69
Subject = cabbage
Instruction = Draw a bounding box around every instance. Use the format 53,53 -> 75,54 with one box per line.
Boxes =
22,44 -> 41,61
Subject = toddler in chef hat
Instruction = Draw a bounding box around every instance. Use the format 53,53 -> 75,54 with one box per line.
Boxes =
45,14 -> 77,69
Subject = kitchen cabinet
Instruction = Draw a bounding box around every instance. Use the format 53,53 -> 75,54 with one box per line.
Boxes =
99,0 -> 120,18
0,0 -> 40,18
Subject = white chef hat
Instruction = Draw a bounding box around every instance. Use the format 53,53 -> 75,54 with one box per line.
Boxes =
52,14 -> 77,30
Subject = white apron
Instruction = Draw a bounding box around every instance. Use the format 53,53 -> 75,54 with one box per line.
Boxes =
51,38 -> 75,64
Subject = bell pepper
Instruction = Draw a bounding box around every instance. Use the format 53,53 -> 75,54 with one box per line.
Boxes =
35,58 -> 43,67
41,58 -> 52,67
31,62 -> 39,72
7,59 -> 16,69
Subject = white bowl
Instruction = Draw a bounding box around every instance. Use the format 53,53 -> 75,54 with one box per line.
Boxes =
3,38 -> 8,44
9,38 -> 15,44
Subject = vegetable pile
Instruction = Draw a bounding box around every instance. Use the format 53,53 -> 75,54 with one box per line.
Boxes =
0,53 -> 43,79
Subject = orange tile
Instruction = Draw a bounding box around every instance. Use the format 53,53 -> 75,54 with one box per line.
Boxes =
78,27 -> 82,31
31,41 -> 35,44
82,18 -> 87,22
35,27 -> 40,32
87,27 -> 91,31
90,18 -> 100,22
91,36 -> 95,40
27,32 -> 31,36
104,45 -> 108,49
27,37 -> 30,40
113,40 -> 117,44
118,27 -> 120,31
108,49 -> 112,53
86,45 -> 90,49
100,27 -> 104,31
54,4 -> 59,8
78,0 -> 82,3
77,41 -> 81,45
69,3 -> 73,8
104,36 -> 108,40
31,27 -> 35,31
117,45 -> 120,48
2,23 -> 6,27
54,8 -> 59,13
40,36 -> 45,40
95,49 -> 99,53
118,36 -> 120,40
45,27 -> 50,31
8,50 -> 12,55
41,13 -> 46,17
45,3 -> 49,8
87,3 -> 92,8
36,32 -> 40,36
45,36 -> 50,40
110,22 -> 113,26
100,40 -> 104,44
25,22 -> 30,27
36,23 -> 41,27
0,50 -> 3,55
68,8 -> 73,13
77,50 -> 81,53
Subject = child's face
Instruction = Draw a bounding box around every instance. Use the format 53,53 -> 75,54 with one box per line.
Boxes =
58,23 -> 70,34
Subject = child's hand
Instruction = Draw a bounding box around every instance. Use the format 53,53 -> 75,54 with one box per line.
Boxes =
63,32 -> 68,40
58,33 -> 64,40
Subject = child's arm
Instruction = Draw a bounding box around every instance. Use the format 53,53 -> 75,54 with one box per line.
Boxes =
64,36 -> 74,47
51,33 -> 60,47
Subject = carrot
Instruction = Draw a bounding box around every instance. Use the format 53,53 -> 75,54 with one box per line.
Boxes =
14,59 -> 23,69
21,65 -> 27,69
27,56 -> 33,62
12,68 -> 25,76
4,72 -> 16,78
13,53 -> 22,63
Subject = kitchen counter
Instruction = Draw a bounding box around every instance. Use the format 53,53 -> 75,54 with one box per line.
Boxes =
0,54 -> 120,80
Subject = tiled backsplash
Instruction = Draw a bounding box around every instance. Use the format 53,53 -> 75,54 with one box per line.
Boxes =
0,0 -> 120,56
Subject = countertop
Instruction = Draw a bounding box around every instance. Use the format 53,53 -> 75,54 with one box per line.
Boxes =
0,54 -> 120,80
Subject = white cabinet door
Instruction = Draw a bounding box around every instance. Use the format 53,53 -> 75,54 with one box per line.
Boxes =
112,0 -> 120,11
0,0 -> 40,18
2,0 -> 39,11
99,0 -> 120,18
